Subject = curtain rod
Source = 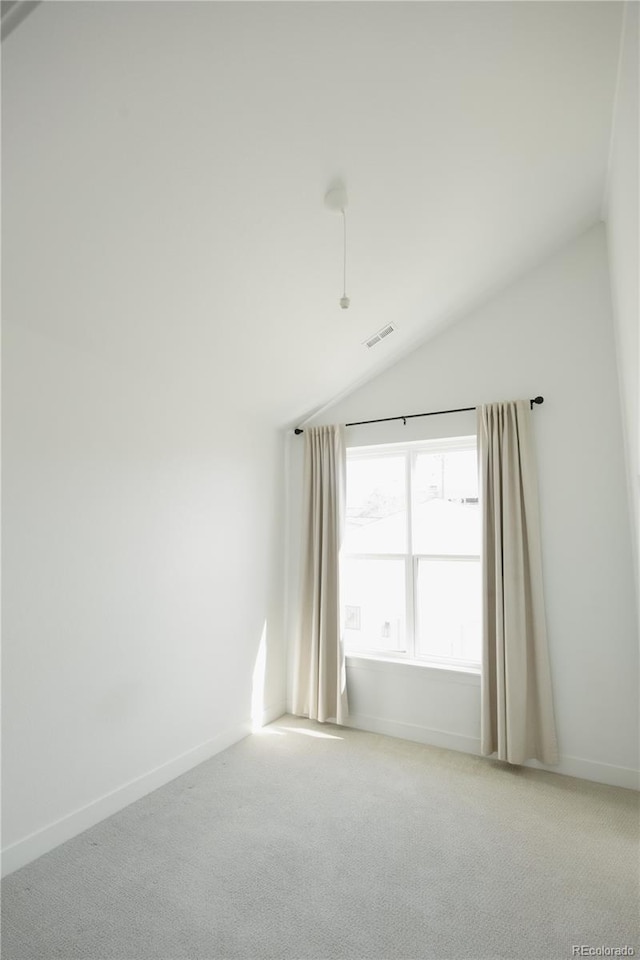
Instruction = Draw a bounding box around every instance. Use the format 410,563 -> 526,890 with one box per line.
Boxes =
293,396 -> 544,435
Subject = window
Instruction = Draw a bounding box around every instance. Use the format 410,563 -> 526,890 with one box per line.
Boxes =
341,437 -> 481,669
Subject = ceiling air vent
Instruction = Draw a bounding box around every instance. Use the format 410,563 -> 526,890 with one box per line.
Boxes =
364,323 -> 396,349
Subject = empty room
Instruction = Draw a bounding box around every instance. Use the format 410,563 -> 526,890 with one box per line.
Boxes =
2,1 -> 639,959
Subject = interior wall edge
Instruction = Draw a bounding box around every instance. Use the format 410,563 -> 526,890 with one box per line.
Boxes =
255,701 -> 288,730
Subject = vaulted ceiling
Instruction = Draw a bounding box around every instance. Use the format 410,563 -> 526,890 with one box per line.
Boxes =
2,2 -> 624,426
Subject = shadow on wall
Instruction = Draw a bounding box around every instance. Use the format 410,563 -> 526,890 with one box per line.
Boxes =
251,618 -> 343,739
251,621 -> 268,731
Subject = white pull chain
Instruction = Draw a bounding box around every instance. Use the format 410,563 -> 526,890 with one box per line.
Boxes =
339,209 -> 350,309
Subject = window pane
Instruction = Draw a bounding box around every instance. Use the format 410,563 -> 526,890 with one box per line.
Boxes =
341,557 -> 406,654
416,559 -> 480,663
412,449 -> 479,555
344,456 -> 407,554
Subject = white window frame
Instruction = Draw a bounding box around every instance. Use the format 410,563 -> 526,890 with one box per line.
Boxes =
342,435 -> 480,671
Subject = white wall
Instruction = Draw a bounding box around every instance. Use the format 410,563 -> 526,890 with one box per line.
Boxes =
2,23 -> 286,875
288,224 -> 639,789
605,1 -> 639,609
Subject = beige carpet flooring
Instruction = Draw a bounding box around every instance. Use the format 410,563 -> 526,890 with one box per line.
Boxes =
2,715 -> 639,960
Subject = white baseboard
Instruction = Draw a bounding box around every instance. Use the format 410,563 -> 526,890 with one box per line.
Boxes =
344,712 -> 639,791
526,755 -> 640,790
6,703 -> 634,879
344,712 -> 482,757
1,718 -> 255,878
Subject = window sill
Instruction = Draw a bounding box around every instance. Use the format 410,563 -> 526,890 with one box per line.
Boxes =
345,653 -> 481,683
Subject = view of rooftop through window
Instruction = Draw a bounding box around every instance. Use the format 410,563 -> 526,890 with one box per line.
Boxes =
341,440 -> 481,666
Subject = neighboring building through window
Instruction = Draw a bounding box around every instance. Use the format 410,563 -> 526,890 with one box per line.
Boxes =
342,436 -> 481,669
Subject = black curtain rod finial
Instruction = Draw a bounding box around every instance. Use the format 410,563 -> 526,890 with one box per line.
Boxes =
531,396 -> 544,409
294,428 -> 304,435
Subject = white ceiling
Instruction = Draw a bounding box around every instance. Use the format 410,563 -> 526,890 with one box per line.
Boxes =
2,1 -> 624,426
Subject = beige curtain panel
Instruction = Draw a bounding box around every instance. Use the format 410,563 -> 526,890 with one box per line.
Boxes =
478,400 -> 558,765
292,424 -> 348,725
